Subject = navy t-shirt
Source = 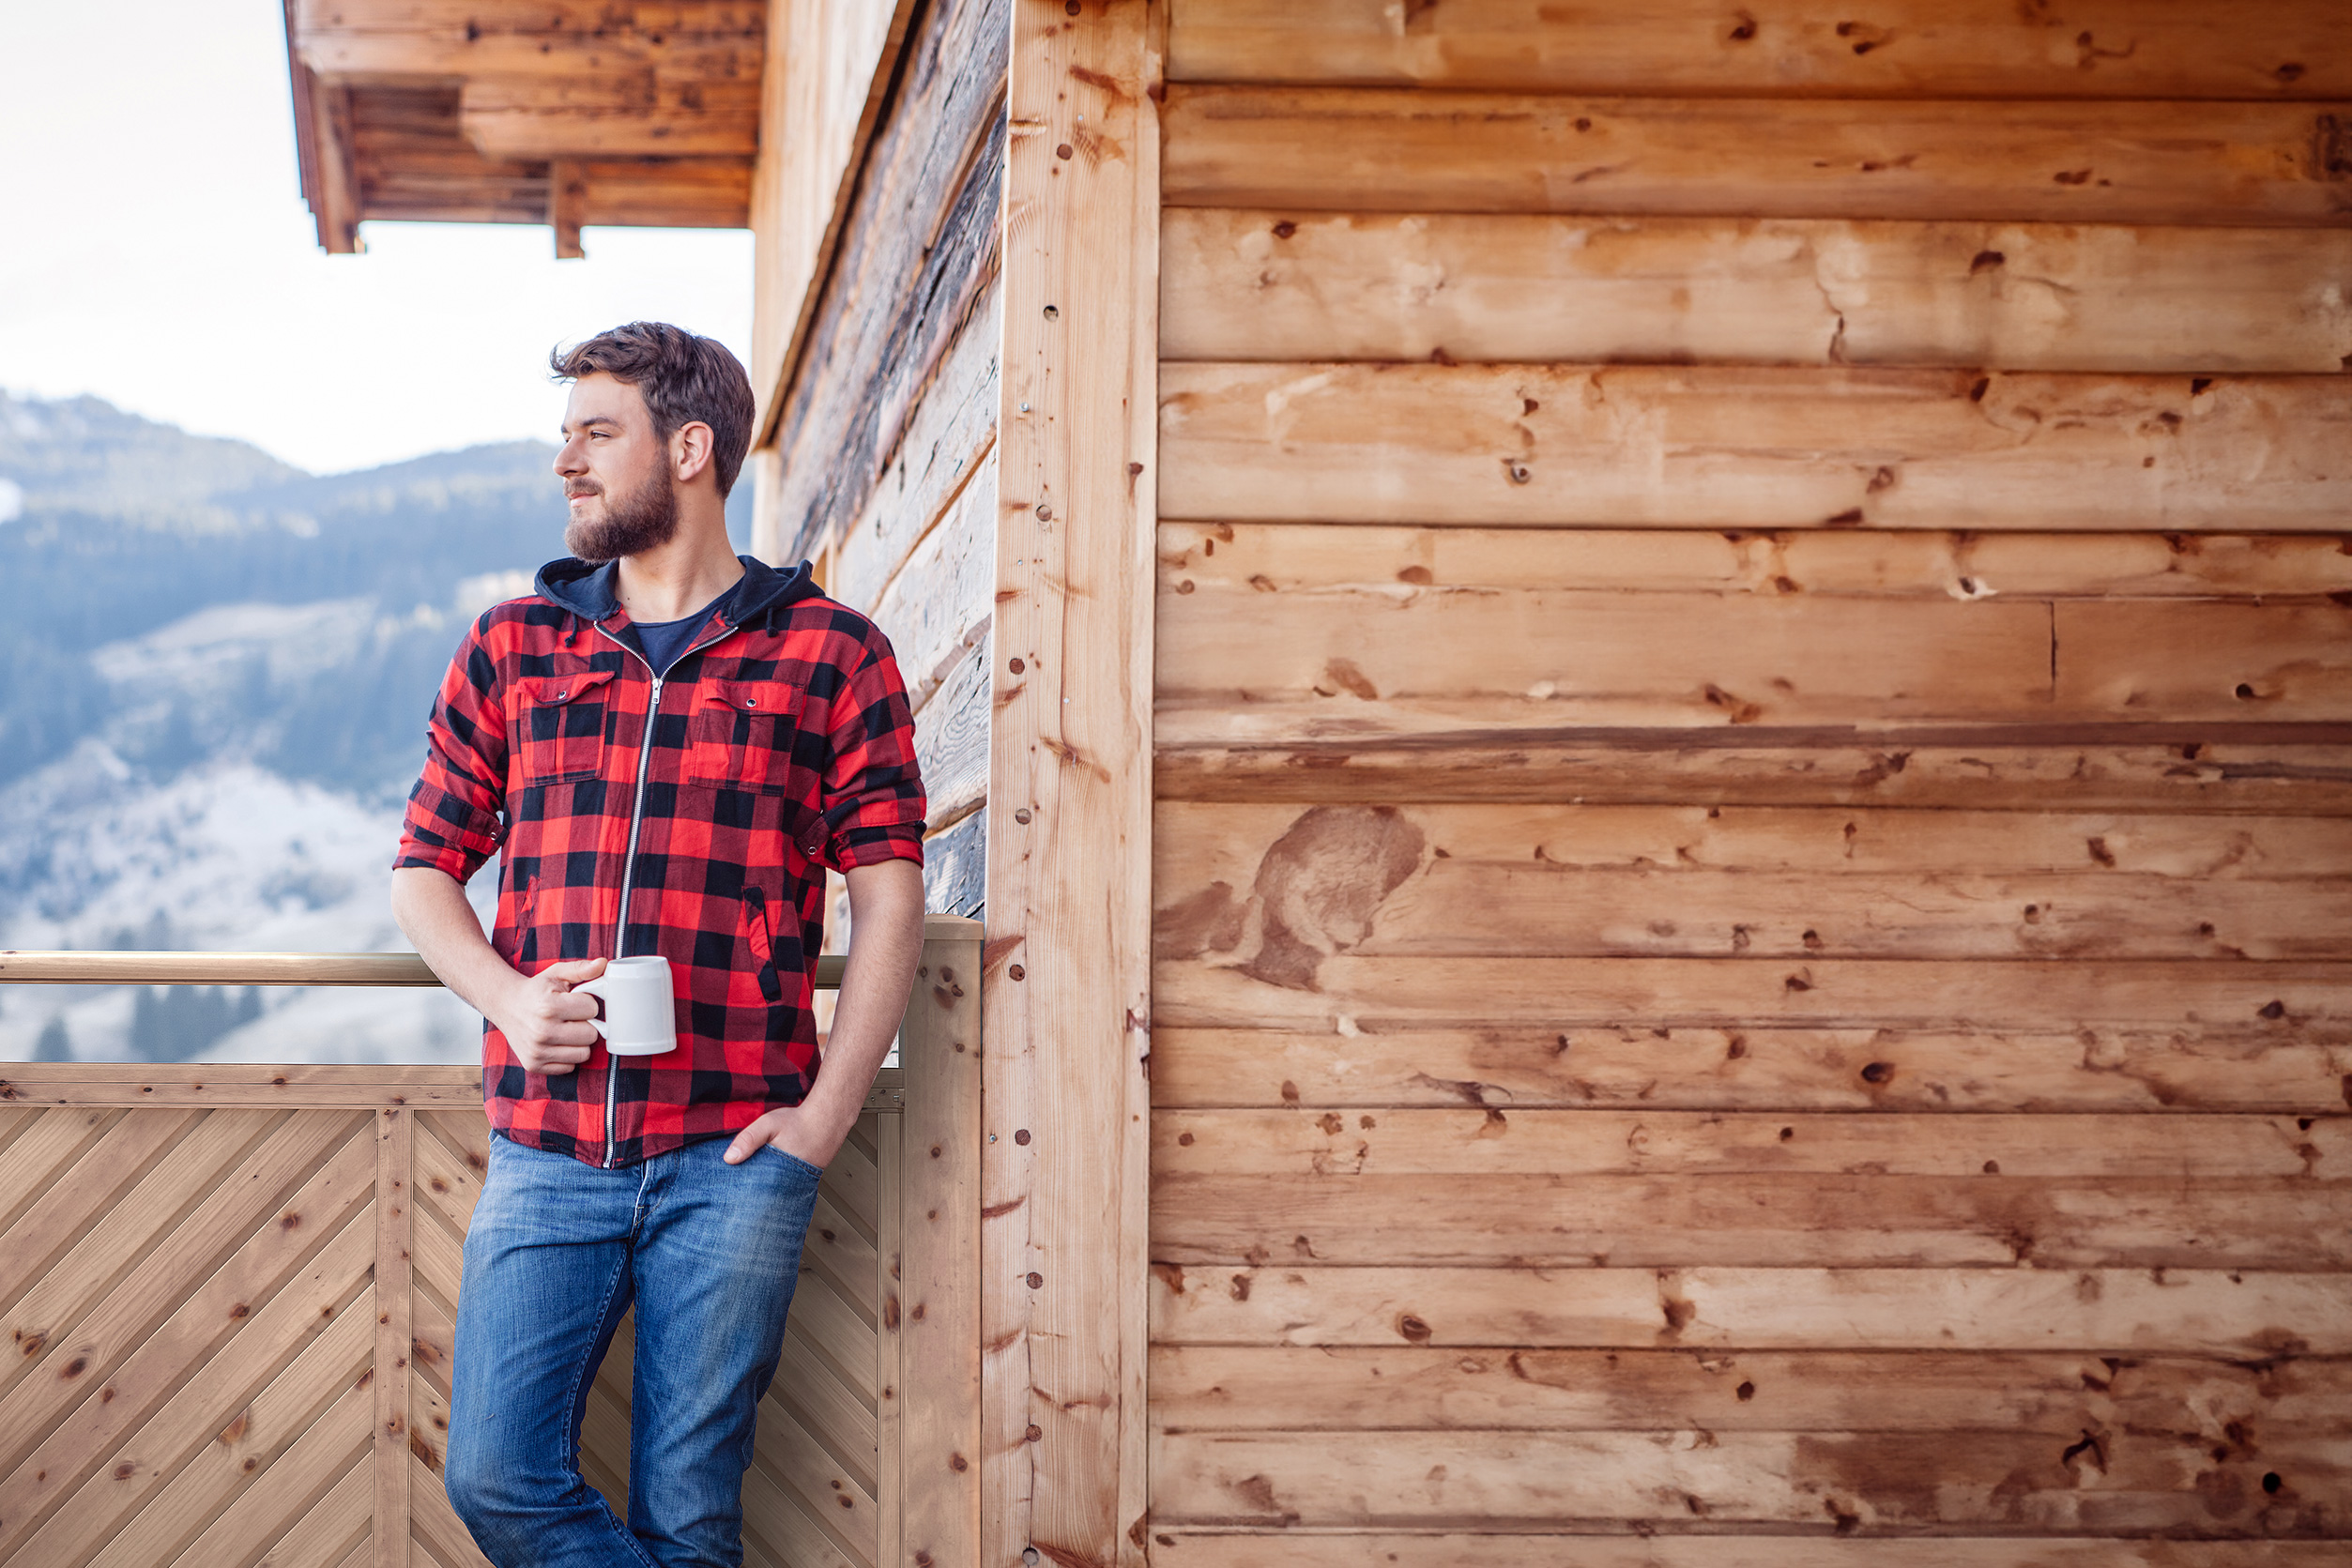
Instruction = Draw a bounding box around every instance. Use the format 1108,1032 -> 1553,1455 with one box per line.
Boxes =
634,593 -> 727,675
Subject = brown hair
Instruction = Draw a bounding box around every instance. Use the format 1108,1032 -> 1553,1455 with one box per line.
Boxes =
550,323 -> 756,498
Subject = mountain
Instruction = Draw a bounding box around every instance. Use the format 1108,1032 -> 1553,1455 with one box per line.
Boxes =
0,390 -> 752,1065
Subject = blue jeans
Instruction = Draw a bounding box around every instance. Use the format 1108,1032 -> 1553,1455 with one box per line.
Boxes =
446,1132 -> 823,1567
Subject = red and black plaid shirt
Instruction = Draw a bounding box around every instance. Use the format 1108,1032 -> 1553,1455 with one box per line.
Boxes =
394,555 -> 925,1167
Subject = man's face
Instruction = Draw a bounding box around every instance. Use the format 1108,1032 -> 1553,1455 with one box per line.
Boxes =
556,373 -> 679,562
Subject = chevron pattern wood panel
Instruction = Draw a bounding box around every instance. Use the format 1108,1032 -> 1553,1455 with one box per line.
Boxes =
0,916 -> 980,1566
0,1104 -> 381,1568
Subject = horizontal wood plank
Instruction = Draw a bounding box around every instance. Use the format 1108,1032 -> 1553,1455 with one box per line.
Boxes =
1149,1345 -> 2351,1435
1154,805 -> 2352,960
1147,1027 -> 2352,1115
291,0 -> 765,82
1151,1170 -> 2349,1268
1160,524 -> 2352,602
1153,956 -> 2352,1031
1150,1538 -> 2352,1567
1162,86 -> 2352,227
1160,801 -> 2352,877
1160,590 -> 2352,735
1152,1110 -> 2348,1180
0,1065 -> 481,1108
1163,211 -> 2352,373
1146,1265 -> 2350,1354
1153,738 -> 2352,814
1150,1426 -> 2347,1533
913,639 -> 991,834
459,73 -> 760,159
1157,363 -> 2351,530
1165,0 -> 2352,99
1152,1536 -> 2350,1568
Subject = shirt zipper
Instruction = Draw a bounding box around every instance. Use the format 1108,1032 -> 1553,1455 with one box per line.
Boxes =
588,614 -> 737,1168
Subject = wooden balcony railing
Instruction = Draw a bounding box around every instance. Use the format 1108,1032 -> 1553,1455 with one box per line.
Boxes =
0,914 -> 982,1568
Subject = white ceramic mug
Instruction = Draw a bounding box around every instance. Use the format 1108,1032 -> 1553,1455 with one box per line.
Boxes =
573,956 -> 678,1057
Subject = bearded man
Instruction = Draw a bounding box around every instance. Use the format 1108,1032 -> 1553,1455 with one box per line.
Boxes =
389,322 -> 927,1567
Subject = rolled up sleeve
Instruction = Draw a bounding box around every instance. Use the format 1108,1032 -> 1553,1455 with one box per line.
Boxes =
394,620 -> 507,882
819,637 -> 926,873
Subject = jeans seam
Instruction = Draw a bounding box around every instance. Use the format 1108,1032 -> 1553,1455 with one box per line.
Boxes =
565,1250 -> 657,1568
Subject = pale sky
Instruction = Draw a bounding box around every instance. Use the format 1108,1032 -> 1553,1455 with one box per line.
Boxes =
0,0 -> 754,476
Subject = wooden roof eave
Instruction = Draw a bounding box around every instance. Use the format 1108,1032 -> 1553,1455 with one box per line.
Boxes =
283,0 -> 359,254
280,0 -> 763,256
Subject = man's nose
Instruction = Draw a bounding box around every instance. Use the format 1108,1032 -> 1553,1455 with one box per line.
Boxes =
554,439 -> 586,477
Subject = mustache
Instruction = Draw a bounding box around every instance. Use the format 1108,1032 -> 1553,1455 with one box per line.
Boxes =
564,482 -> 601,498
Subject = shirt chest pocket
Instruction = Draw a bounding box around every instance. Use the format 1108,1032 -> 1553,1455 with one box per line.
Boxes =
686,680 -> 806,794
516,670 -> 615,784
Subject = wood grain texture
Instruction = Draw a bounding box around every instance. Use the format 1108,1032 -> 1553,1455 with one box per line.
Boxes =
749,0 -> 919,429
984,3 -> 1158,1564
1146,1026 -> 2352,1115
1161,210 -> 2352,372
1150,1346 -> 2352,1435
1153,1110 -> 2347,1179
1150,1426 -> 2345,1533
0,1109 -> 366,1495
1157,584 -> 2352,738
0,1065 -> 481,1108
290,0 -> 767,83
1156,1542 -> 2352,1560
122,1375 -> 374,1568
1156,363 -> 2351,530
1159,523 -> 2352,602
0,951 -> 440,985
1153,738 -> 2352,814
1153,801 -> 2352,961
1154,955 -> 2352,1032
1152,1170 -> 2348,1269
923,807 -> 986,919
374,1108 -> 414,1568
914,639 -> 992,833
72,1280 -> 374,1568
755,0 -> 1009,565
1146,1264 -> 2350,1354
1161,86 -> 2352,227
824,282 -> 1001,625
899,921 -> 983,1568
1163,800 -> 2352,876
458,72 -> 762,158
860,418 -> 998,719
1147,1539 -> 2352,1567
2,1202 -> 375,1566
1164,0 -> 2352,99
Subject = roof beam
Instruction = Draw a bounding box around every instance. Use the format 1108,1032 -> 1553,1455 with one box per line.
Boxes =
289,0 -> 763,82
459,73 -> 760,158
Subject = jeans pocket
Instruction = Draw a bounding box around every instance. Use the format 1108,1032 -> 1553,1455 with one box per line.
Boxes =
756,1143 -> 824,1180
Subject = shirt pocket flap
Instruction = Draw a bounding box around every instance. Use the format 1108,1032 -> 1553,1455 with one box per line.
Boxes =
522,670 -> 614,707
704,680 -> 803,719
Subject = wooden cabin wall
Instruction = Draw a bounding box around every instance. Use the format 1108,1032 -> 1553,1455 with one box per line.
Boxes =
748,0 -> 1009,923
1146,1 -> 2352,1560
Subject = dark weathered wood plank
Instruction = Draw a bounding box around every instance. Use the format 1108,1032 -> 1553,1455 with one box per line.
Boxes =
757,0 -> 1009,565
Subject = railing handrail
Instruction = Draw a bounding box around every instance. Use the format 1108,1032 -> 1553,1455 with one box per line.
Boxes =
0,916 -> 983,1110
0,917 -> 983,992
0,950 -> 846,989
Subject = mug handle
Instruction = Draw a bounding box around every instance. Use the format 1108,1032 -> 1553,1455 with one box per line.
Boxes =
570,973 -> 610,1040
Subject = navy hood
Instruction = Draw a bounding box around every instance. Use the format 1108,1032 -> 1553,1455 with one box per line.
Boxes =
532,554 -> 821,632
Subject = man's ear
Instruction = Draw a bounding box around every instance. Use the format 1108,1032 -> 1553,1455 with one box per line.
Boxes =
671,420 -> 716,486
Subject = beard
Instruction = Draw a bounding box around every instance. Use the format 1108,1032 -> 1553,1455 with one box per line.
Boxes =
564,463 -> 680,562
